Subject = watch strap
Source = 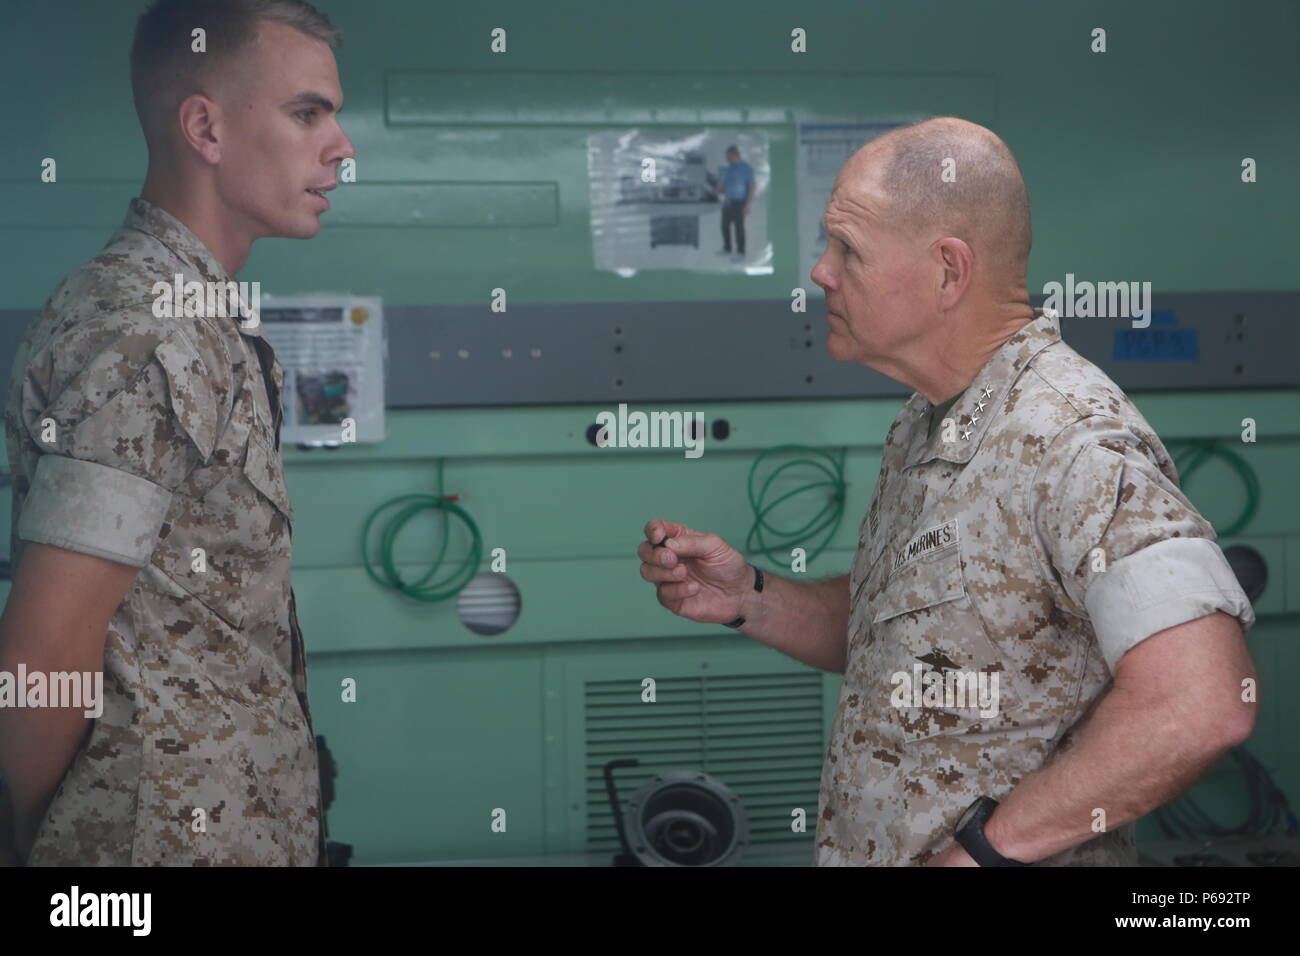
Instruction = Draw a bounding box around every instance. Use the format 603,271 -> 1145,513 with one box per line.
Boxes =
724,564 -> 764,628
955,796 -> 1028,867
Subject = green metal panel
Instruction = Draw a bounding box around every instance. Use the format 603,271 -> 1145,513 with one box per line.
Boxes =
2,1 -> 1297,306
305,646 -> 547,863
385,70 -> 997,126
0,0 -> 1296,864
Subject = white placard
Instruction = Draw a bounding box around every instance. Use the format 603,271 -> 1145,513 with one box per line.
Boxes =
258,295 -> 386,445
796,118 -> 915,292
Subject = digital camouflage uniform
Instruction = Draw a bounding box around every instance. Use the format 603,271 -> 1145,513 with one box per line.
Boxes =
817,307 -> 1255,866
5,197 -> 324,865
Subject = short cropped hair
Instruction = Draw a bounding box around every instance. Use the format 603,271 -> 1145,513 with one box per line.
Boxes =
130,0 -> 341,143
870,117 -> 1032,281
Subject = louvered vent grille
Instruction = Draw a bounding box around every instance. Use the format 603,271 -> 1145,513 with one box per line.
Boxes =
584,672 -> 824,851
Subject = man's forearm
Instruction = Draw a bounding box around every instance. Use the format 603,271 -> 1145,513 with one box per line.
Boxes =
0,544 -> 131,859
982,680 -> 1249,863
0,638 -> 96,857
735,571 -> 849,673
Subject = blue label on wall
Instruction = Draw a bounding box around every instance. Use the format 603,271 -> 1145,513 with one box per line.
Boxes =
1113,310 -> 1199,361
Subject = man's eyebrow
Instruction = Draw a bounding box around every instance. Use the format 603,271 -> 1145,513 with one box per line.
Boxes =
284,92 -> 342,113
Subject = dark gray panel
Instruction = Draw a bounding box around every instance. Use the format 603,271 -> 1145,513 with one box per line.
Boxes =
388,298 -> 910,406
0,292 -> 1295,409
384,292 -> 1300,407
1051,292 -> 1296,390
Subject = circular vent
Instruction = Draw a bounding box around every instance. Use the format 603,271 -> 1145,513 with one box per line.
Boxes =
455,572 -> 522,636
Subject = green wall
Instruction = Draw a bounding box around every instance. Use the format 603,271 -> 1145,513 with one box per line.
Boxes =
1,0 -> 1297,864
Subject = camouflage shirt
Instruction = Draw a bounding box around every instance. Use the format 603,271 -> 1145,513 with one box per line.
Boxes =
5,197 -> 324,865
816,308 -> 1255,866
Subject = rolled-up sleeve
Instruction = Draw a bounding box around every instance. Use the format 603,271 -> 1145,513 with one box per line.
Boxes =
1031,416 -> 1255,674
18,455 -> 174,566
1084,537 -> 1254,673
16,327 -> 221,568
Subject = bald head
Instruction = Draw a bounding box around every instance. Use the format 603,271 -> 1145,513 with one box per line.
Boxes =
840,117 -> 1031,285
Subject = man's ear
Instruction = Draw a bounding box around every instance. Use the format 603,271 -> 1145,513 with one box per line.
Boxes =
177,94 -> 222,165
934,236 -> 974,306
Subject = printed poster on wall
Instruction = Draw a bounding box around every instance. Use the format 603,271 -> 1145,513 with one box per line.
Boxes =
795,118 -> 915,293
258,294 -> 386,446
589,129 -> 771,274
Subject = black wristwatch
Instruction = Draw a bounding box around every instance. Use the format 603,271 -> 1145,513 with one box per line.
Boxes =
954,796 -> 1028,866
723,564 -> 764,628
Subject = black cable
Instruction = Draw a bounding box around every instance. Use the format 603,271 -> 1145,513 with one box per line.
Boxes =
1154,747 -> 1297,840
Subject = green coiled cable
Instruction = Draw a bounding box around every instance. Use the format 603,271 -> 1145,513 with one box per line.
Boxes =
361,458 -> 483,602
1167,439 -> 1260,536
744,444 -> 848,570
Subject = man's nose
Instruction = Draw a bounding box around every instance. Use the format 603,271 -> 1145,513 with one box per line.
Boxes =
332,128 -> 356,164
811,258 -> 832,291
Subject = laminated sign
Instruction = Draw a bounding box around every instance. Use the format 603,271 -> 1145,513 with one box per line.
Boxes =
258,295 -> 386,445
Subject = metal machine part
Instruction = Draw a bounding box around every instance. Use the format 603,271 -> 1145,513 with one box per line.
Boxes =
604,759 -> 749,867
